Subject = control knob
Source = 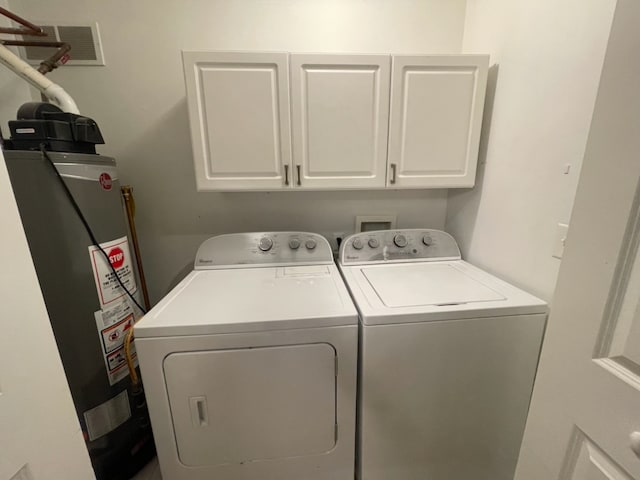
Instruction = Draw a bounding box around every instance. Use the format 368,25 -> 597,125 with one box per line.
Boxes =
258,236 -> 274,252
352,238 -> 364,250
305,239 -> 317,250
289,238 -> 301,250
368,238 -> 380,248
422,235 -> 433,246
394,234 -> 408,248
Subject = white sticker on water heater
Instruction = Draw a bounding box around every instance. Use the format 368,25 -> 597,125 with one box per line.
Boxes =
88,236 -> 138,307
94,298 -> 140,386
83,390 -> 131,441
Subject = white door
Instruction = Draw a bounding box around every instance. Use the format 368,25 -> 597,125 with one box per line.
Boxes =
290,54 -> 390,189
515,2 -> 640,478
0,151 -> 95,479
387,55 -> 488,188
182,51 -> 293,191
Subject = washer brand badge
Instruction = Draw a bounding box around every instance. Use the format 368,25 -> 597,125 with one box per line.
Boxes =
108,247 -> 125,269
99,172 -> 113,191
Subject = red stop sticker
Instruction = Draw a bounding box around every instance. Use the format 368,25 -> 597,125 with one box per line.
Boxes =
108,247 -> 125,269
99,173 -> 112,191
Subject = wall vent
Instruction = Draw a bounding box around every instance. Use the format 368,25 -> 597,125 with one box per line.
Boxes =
19,22 -> 104,66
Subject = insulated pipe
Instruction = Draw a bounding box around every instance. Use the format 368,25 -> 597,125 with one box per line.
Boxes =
0,44 -> 79,113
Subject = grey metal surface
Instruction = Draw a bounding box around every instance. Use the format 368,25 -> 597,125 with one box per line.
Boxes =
4,150 -> 154,480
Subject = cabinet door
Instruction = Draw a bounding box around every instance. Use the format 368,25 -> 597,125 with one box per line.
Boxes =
182,51 -> 292,191
388,55 -> 489,188
290,54 -> 390,189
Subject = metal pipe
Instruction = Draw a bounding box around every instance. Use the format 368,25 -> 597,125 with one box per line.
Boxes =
0,26 -> 46,36
2,40 -> 64,47
37,43 -> 71,74
0,6 -> 45,35
1,40 -> 71,74
121,185 -> 151,311
0,44 -> 79,113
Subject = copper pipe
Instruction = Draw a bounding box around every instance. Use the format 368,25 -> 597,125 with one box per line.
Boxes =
0,27 -> 46,36
0,6 -> 72,75
37,42 -> 71,74
1,40 -> 65,47
0,40 -> 71,74
121,186 -> 151,311
0,6 -> 45,35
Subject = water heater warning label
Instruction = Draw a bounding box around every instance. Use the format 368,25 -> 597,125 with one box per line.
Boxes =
94,298 -> 140,385
89,236 -> 138,307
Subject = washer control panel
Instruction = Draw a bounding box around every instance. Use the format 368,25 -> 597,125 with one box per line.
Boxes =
339,229 -> 461,265
195,232 -> 332,269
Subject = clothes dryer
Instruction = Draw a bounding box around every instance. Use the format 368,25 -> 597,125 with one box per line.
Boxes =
136,232 -> 358,480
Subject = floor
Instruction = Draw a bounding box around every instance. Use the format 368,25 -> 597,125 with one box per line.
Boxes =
131,457 -> 162,480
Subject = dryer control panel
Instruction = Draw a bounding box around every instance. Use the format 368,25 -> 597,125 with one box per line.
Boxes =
195,232 -> 333,269
339,229 -> 461,265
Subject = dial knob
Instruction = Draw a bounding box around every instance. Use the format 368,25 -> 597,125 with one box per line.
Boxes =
289,238 -> 301,250
305,239 -> 317,250
258,236 -> 273,252
352,238 -> 364,250
394,234 -> 408,248
368,238 -> 380,248
422,235 -> 433,246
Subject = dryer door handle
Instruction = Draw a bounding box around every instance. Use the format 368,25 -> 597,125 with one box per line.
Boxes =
189,396 -> 209,427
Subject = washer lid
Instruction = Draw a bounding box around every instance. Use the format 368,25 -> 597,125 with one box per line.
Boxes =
339,260 -> 548,325
362,263 -> 505,307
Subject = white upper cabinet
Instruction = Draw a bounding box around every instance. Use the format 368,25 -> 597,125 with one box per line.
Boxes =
183,51 -> 489,191
290,54 -> 391,189
387,55 -> 489,188
182,51 -> 292,191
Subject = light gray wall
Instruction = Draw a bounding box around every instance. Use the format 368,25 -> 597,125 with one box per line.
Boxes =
7,0 -> 467,302
0,0 -> 31,136
446,0 -> 616,301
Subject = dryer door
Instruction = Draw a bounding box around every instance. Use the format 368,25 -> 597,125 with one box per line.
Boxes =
164,343 -> 337,466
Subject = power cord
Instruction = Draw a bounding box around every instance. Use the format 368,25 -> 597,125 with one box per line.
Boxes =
41,144 -> 146,386
39,143 -> 147,316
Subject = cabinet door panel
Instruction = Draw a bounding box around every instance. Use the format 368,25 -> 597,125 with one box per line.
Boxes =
388,55 -> 488,188
291,54 -> 390,189
183,51 -> 292,191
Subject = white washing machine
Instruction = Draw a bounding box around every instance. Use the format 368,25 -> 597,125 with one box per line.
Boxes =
135,232 -> 358,480
338,229 -> 548,480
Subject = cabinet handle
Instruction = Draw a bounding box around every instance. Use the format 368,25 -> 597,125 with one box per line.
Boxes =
296,165 -> 302,186
284,165 -> 290,186
390,163 -> 397,184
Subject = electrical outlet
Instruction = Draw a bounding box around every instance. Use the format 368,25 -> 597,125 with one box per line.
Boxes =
553,223 -> 569,259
